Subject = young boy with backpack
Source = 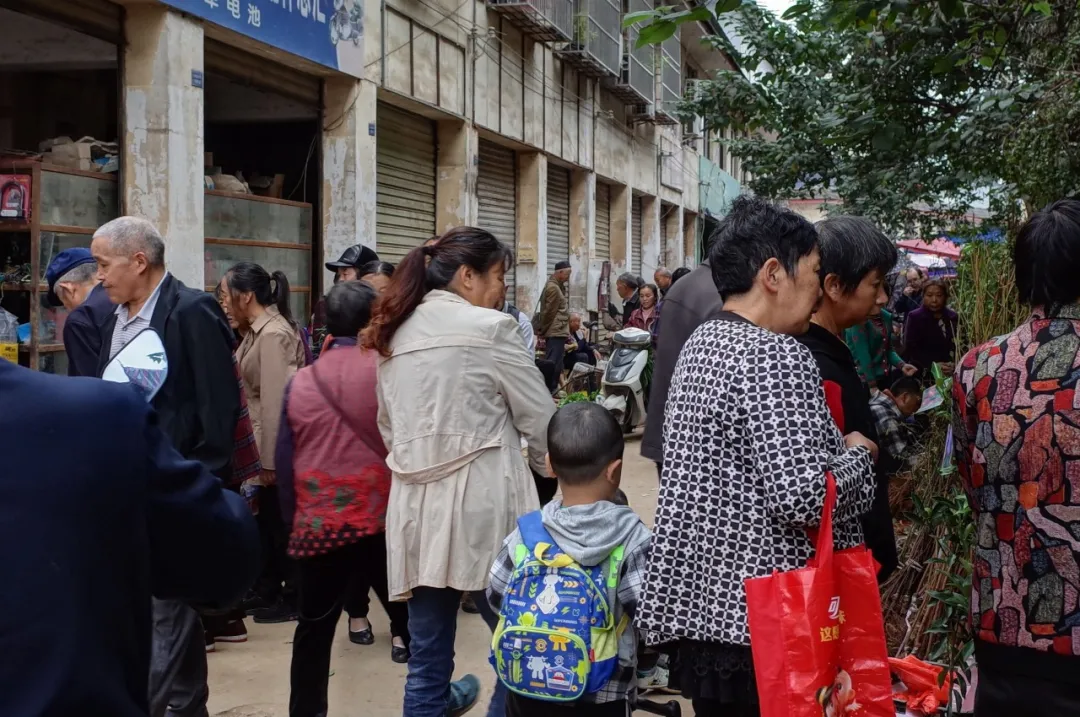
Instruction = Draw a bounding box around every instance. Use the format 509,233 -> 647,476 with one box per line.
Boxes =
486,402 -> 652,716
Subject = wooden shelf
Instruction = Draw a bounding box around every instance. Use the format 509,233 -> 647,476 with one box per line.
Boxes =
0,159 -> 117,182
205,188 -> 311,209
0,282 -> 36,292
0,221 -> 31,232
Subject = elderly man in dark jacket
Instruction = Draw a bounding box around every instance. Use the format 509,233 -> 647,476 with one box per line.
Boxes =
92,216 -> 241,717
0,361 -> 259,717
44,247 -> 114,377
641,261 -> 725,474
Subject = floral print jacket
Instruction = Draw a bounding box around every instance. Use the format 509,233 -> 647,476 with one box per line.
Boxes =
953,305 -> 1080,657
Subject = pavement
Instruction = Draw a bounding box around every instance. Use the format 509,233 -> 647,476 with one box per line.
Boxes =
207,436 -> 666,717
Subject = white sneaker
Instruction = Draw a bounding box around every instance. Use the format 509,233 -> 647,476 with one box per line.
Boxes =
636,664 -> 677,693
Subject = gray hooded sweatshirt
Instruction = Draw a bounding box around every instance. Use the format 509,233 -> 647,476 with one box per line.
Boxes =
487,499 -> 652,703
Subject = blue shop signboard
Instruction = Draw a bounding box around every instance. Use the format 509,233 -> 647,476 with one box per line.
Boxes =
160,0 -> 364,77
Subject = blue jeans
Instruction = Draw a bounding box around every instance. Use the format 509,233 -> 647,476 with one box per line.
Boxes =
403,587 -> 506,717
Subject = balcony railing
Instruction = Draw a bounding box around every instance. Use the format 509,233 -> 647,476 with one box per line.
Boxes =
487,0 -> 575,43
604,0 -> 654,103
554,0 -> 622,78
654,31 -> 681,124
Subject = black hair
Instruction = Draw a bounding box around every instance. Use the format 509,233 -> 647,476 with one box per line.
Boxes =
359,260 -> 395,279
225,262 -> 295,328
547,402 -> 624,485
708,196 -> 818,301
640,283 -> 660,303
890,376 -> 922,397
1015,199 -> 1080,312
671,267 -> 691,285
815,216 -> 898,294
326,280 -> 377,338
363,226 -> 512,356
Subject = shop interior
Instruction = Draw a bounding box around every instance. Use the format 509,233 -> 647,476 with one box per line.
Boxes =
203,63 -> 321,326
0,7 -> 118,372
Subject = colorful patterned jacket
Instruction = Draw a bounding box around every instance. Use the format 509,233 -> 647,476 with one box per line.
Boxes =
953,305 -> 1080,665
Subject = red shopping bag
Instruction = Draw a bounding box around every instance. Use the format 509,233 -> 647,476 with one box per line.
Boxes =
746,474 -> 893,717
833,544 -> 894,716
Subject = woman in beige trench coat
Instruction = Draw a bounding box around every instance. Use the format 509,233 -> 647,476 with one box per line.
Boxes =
364,226 -> 555,717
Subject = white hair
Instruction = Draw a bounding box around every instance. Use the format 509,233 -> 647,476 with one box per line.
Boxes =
94,216 -> 166,267
57,262 -> 97,286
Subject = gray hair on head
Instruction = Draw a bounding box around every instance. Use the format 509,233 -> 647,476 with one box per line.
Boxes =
94,216 -> 166,267
57,262 -> 97,286
616,272 -> 641,288
655,267 -> 672,278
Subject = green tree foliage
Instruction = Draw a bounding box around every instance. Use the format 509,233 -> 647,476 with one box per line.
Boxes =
630,0 -> 1080,233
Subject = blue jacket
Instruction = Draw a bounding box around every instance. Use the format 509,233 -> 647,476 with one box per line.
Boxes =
62,283 -> 114,377
0,362 -> 260,717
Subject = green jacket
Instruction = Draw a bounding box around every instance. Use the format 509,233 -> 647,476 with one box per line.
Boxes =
844,309 -> 904,388
539,278 -> 569,338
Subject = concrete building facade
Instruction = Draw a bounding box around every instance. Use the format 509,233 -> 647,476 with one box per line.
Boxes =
1,0 -> 745,338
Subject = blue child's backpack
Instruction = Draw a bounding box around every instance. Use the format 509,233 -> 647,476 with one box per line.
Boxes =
490,511 -> 626,702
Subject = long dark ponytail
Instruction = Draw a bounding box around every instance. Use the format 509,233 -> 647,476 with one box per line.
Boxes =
361,226 -> 511,356
225,262 -> 296,328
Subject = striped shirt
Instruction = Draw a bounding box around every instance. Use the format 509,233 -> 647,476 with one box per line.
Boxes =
109,273 -> 168,360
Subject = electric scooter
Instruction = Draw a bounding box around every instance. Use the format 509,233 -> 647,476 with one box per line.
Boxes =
595,327 -> 651,433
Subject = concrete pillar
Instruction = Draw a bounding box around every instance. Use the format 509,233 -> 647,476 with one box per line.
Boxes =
122,6 -> 204,288
436,120 -> 478,232
664,205 -> 684,269
569,169 -> 595,312
683,211 -> 699,266
322,77 -> 378,290
609,184 -> 630,299
641,195 -> 662,284
515,152 -> 547,313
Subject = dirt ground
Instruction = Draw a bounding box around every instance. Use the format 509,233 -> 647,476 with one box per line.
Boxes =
208,437 -> 667,717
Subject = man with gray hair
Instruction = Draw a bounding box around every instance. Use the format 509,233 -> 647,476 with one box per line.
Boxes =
654,266 -> 673,297
92,216 -> 242,717
44,247 -> 114,376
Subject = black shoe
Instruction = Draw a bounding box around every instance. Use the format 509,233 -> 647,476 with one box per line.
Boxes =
251,599 -> 298,624
349,626 -> 374,645
391,644 -> 410,664
240,591 -> 271,616
460,593 -> 481,615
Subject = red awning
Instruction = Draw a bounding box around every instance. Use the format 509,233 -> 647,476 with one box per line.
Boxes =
897,238 -> 961,260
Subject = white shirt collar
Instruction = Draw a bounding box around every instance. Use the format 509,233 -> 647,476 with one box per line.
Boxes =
116,271 -> 169,325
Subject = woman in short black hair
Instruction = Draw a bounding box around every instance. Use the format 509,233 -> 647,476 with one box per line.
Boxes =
637,197 -> 877,716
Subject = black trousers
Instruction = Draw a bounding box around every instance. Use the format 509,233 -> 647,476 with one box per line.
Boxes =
290,534 -> 410,717
544,337 -> 568,393
256,486 -> 296,604
689,699 -> 759,716
975,663 -> 1080,716
506,693 -> 628,716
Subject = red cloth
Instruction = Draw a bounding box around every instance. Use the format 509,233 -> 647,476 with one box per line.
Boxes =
229,354 -> 262,487
888,655 -> 951,715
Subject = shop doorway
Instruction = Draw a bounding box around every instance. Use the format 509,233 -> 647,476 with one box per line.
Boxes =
0,3 -> 120,372
203,40 -> 322,328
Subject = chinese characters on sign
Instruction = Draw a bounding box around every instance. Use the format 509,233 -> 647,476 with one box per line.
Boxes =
161,0 -> 362,77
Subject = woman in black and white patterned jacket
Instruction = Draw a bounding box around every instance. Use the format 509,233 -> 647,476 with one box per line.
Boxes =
636,197 -> 878,717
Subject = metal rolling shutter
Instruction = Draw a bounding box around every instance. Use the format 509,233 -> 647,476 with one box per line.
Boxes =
477,140 -> 517,303
376,104 -> 437,265
595,183 -> 611,266
546,166 -> 571,274
631,196 -> 643,276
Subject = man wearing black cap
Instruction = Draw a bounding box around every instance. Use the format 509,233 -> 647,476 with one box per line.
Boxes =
325,243 -> 379,283
538,260 -> 572,393
44,247 -> 114,376
313,244 -> 380,358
